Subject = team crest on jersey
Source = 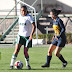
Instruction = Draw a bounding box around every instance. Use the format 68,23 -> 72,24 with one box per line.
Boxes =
20,23 -> 26,26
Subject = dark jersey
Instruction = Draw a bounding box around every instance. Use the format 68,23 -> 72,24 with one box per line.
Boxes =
52,17 -> 66,47
53,17 -> 66,39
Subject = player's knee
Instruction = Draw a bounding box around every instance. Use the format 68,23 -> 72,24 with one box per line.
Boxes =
48,50 -> 52,55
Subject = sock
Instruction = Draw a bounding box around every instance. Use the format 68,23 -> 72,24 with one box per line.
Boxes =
59,55 -> 66,63
46,55 -> 52,65
25,56 -> 29,66
10,54 -> 17,66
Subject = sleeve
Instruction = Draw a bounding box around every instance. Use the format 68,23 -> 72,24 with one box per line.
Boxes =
57,19 -> 65,38
30,16 -> 35,24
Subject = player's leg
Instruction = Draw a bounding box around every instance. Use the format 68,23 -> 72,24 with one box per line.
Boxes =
54,46 -> 67,67
10,43 -> 22,69
41,44 -> 56,68
24,47 -> 31,69
24,37 -> 32,69
24,47 -> 29,58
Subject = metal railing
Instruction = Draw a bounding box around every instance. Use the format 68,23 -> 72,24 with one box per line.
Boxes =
0,0 -> 43,44
0,18 -> 19,41
0,2 -> 19,25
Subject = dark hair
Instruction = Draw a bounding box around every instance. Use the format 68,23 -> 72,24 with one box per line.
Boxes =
51,9 -> 61,16
21,5 -> 28,13
21,5 -> 27,10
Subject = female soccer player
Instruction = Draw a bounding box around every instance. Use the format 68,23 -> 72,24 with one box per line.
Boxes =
10,6 -> 36,70
41,9 -> 67,68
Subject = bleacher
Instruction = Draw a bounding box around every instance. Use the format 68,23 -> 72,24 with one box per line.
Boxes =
0,0 -> 72,45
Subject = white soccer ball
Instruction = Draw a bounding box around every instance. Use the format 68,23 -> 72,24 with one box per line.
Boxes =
14,61 -> 23,69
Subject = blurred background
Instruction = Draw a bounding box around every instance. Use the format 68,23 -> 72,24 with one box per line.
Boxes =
0,0 -> 72,46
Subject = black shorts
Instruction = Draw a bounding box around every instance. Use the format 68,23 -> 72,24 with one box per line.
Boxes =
51,38 -> 66,47
16,35 -> 32,48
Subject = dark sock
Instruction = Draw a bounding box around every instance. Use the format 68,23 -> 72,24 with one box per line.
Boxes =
25,55 -> 29,59
46,55 -> 52,65
59,55 -> 66,63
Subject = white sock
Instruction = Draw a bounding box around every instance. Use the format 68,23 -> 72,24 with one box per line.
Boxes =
10,54 -> 17,66
25,57 -> 29,66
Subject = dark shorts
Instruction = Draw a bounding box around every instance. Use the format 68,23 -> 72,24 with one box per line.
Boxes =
16,35 -> 32,48
51,38 -> 66,47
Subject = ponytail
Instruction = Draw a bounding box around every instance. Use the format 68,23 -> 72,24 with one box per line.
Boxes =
51,9 -> 61,16
57,9 -> 61,15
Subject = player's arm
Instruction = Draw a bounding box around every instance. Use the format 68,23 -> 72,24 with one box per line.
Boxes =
25,22 -> 36,48
29,22 -> 36,40
57,19 -> 65,38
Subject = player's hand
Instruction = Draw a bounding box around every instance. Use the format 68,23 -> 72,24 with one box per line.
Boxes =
52,36 -> 55,41
29,35 -> 32,41
55,37 -> 58,40
24,46 -> 28,50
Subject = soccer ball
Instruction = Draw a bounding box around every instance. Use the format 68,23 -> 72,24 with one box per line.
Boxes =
14,61 -> 23,69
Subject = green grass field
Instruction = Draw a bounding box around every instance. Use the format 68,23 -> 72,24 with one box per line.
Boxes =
0,45 -> 72,72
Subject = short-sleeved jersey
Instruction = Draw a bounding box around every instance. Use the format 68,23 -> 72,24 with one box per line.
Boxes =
53,17 -> 66,39
18,14 -> 34,37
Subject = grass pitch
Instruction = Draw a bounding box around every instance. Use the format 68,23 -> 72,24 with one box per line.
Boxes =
0,45 -> 72,72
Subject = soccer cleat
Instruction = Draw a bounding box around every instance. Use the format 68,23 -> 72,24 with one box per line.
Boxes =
41,63 -> 50,68
10,66 -> 13,69
62,61 -> 68,68
27,65 -> 31,70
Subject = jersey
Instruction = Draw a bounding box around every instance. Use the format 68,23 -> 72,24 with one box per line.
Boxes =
52,17 -> 66,47
53,17 -> 66,39
18,14 -> 34,37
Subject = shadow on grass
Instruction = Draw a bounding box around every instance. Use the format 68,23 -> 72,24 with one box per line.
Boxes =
0,67 -> 71,71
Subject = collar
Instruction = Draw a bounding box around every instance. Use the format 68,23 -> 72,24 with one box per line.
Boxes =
53,17 -> 59,22
56,17 -> 59,21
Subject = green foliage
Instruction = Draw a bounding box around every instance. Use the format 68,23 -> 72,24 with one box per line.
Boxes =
33,34 -> 53,39
66,33 -> 72,44
0,35 -> 2,38
33,33 -> 72,44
